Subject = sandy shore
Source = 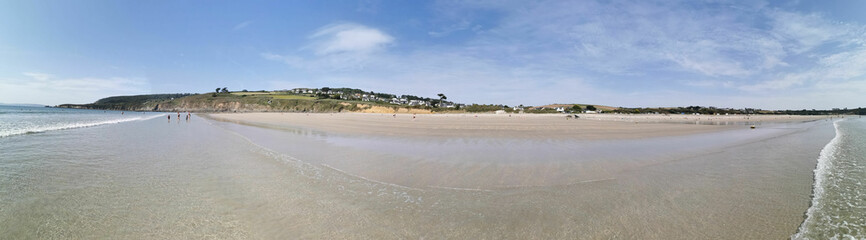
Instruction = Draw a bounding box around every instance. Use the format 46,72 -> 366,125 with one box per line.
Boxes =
577,113 -> 833,123
203,112 -> 835,190
205,113 -> 829,140
194,112 -> 841,238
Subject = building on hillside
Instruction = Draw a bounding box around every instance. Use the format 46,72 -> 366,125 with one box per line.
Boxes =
439,102 -> 456,108
408,100 -> 429,106
291,88 -> 316,94
390,98 -> 409,105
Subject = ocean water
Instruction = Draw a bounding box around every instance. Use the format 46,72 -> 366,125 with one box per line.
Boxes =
1,107 -> 862,239
0,105 -> 163,138
793,118 -> 866,239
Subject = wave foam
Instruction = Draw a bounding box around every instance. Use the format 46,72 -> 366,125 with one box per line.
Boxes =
792,119 -> 843,239
0,113 -> 167,138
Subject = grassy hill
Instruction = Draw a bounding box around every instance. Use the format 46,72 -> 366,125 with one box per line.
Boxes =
57,92 -> 403,113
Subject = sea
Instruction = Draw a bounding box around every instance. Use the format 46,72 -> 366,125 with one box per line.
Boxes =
0,105 -> 863,239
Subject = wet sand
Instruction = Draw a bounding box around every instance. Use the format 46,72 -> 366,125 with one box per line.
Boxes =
198,113 -> 836,238
207,112 -> 777,140
1,113 -> 838,239
204,113 -> 834,187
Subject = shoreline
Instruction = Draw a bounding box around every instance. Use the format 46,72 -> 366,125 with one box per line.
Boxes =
202,112 -> 834,190
1,109 -> 841,238
200,112 -> 837,238
206,112 -> 832,140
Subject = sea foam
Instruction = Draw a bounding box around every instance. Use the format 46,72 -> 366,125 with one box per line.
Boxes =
792,119 -> 843,239
0,113 -> 166,138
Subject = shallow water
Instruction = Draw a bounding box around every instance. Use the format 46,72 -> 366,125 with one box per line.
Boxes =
0,111 -> 847,239
793,118 -> 866,239
0,105 -> 162,138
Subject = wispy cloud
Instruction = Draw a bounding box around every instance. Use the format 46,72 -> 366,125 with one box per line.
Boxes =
0,72 -> 150,105
233,20 -> 252,30
307,23 -> 394,55
22,72 -> 54,81
260,1 -> 866,108
428,19 -> 478,37
355,0 -> 381,14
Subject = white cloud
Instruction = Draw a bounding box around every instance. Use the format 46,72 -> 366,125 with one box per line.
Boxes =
738,45 -> 866,95
767,11 -> 849,53
233,20 -> 252,30
260,2 -> 866,108
0,73 -> 150,105
428,19 -> 473,37
307,23 -> 394,55
22,72 -> 53,81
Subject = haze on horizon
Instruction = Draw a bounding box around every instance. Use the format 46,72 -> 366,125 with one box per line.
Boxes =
1,0 -> 865,109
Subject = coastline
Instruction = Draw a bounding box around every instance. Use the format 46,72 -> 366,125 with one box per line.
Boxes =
0,111 -> 841,238
205,112 -> 825,140
199,112 -> 837,238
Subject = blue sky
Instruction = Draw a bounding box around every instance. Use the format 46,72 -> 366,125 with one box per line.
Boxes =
1,0 -> 865,109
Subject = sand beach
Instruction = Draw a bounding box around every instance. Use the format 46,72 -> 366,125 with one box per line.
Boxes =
1,110 -> 843,238
207,112 -> 829,140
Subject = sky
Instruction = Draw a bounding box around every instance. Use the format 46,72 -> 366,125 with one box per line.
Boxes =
1,0 -> 865,109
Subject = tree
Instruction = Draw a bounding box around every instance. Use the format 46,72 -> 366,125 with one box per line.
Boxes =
321,87 -> 331,93
216,88 -> 221,93
586,105 -> 597,111
437,93 -> 447,107
221,87 -> 228,93
572,105 -> 583,113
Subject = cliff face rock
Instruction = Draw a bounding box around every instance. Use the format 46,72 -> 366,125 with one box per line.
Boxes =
149,100 -> 276,112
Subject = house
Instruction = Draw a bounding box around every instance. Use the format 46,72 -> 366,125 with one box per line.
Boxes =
584,110 -> 597,114
390,98 -> 409,105
291,88 -> 316,94
408,100 -> 429,106
555,107 -> 566,112
439,102 -> 456,108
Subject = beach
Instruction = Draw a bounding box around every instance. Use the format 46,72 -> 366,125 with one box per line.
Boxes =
1,108 -> 851,238
201,112 -> 836,238
206,112 -> 828,139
